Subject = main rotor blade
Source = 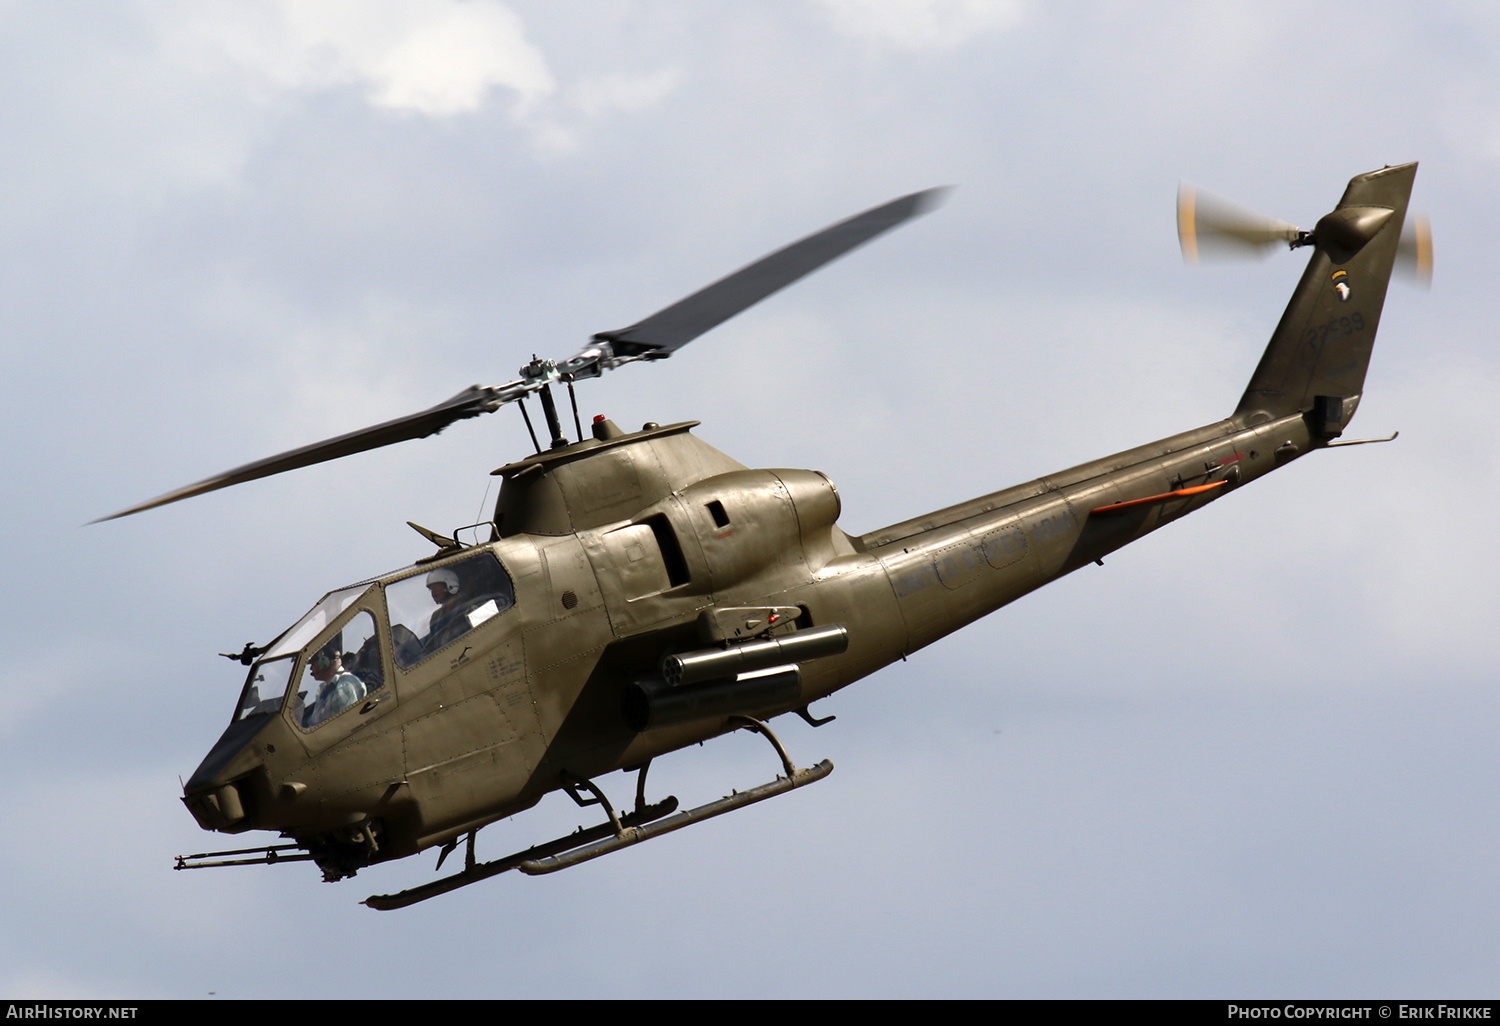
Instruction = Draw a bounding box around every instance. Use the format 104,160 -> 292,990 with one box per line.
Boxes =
100,190 -> 950,522
1178,183 -> 1302,262
594,187 -> 947,357
95,385 -> 504,522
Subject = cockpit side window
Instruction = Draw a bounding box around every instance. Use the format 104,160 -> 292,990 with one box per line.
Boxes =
386,552 -> 515,670
291,610 -> 382,730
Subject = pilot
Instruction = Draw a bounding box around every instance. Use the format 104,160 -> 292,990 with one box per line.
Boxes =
303,644 -> 365,728
424,567 -> 468,650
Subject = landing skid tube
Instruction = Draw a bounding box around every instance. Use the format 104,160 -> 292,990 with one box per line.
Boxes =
362,794 -> 679,911
520,716 -> 831,875
363,716 -> 831,910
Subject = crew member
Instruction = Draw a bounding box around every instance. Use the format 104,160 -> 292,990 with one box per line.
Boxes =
304,644 -> 365,727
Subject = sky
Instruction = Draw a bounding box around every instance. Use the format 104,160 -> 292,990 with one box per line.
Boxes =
1,0 -> 1497,1000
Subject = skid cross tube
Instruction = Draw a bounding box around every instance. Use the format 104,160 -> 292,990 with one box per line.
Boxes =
561,772 -> 624,835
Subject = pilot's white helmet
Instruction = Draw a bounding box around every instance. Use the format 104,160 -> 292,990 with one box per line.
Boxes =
425,568 -> 460,596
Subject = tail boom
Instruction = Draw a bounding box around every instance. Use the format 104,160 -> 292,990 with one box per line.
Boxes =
854,409 -> 1313,657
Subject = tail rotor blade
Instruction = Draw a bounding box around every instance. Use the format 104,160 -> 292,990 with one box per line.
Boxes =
1396,213 -> 1433,288
1178,183 -> 1303,262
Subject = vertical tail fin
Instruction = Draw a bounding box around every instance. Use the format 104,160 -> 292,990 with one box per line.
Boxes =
1236,163 -> 1417,435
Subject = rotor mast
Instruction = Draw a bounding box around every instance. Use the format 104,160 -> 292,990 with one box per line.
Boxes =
521,357 -> 571,449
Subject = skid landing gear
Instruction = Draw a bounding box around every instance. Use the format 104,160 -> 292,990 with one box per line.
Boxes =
363,716 -> 831,910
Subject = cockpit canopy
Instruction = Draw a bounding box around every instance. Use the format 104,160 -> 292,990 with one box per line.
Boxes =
233,551 -> 515,729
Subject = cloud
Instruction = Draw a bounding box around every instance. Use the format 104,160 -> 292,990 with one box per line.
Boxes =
572,68 -> 684,119
815,0 -> 1025,50
162,0 -> 555,117
142,2 -> 681,158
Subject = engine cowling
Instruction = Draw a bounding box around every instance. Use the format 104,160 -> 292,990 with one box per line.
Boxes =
675,468 -> 851,593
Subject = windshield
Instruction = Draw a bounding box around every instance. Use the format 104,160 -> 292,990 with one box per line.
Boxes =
386,552 -> 514,669
264,584 -> 366,659
235,655 -> 296,721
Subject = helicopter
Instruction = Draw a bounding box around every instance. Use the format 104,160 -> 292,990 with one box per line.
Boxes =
103,162 -> 1422,910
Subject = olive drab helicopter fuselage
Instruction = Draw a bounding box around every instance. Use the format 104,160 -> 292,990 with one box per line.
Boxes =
112,164 -> 1421,909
